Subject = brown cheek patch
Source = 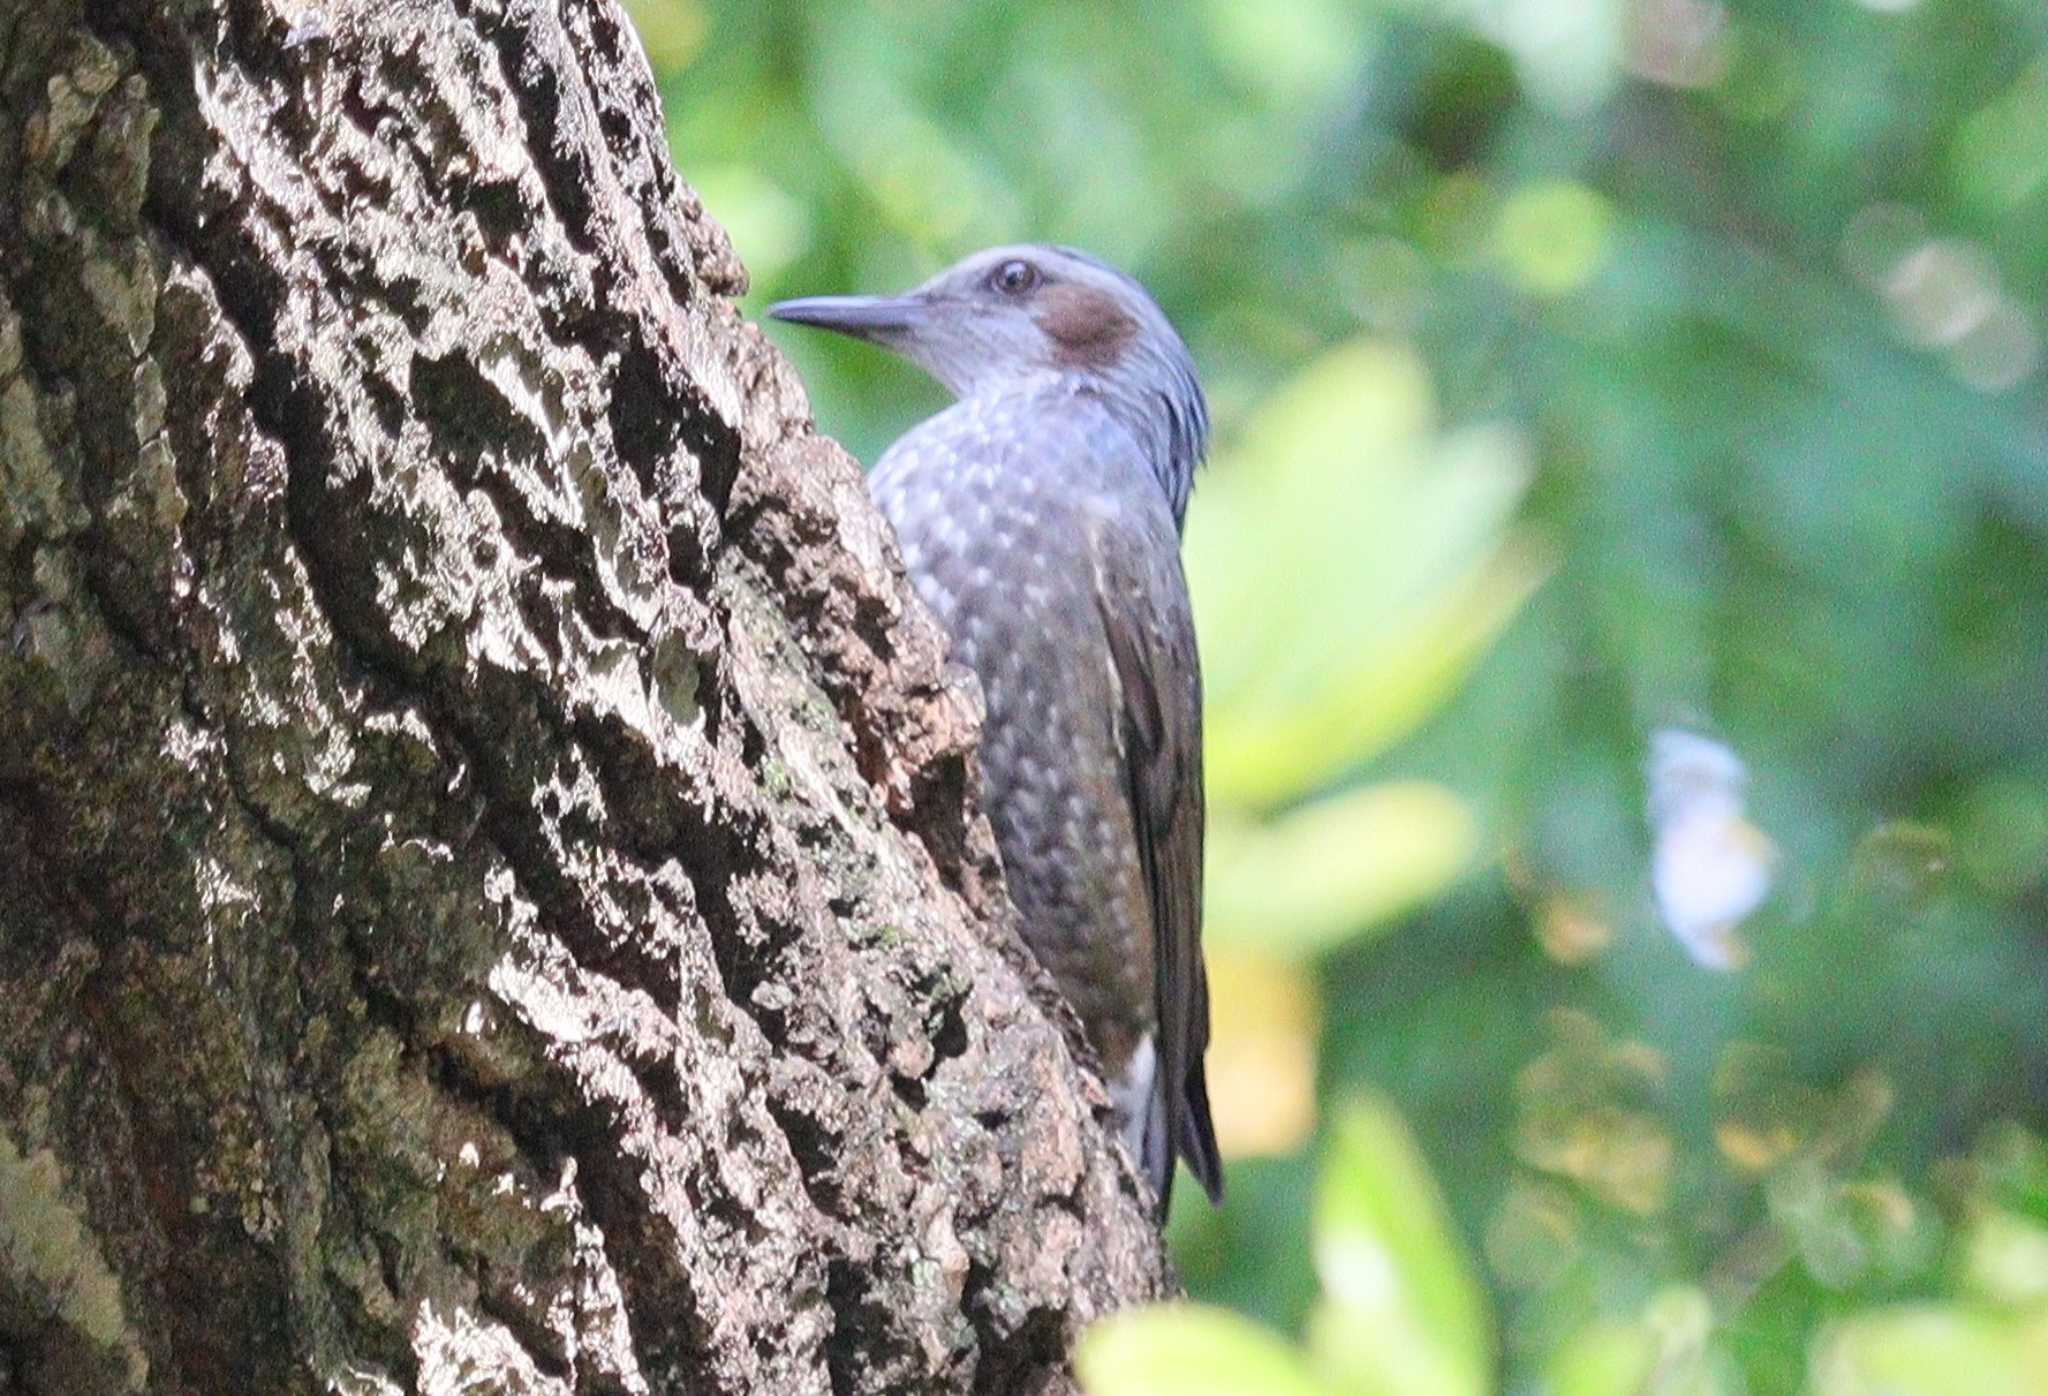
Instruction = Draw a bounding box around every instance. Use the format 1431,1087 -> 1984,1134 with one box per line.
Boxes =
1036,284 -> 1138,369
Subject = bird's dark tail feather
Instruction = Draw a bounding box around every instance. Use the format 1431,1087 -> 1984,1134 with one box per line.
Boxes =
1138,1056 -> 1225,1219
1177,1055 -> 1225,1206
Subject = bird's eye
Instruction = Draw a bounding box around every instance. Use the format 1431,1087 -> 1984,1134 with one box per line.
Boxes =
989,259 -> 1040,296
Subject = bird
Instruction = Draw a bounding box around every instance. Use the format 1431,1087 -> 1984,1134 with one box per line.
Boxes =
770,245 -> 1223,1214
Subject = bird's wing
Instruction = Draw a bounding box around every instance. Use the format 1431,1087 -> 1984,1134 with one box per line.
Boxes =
1090,504 -> 1223,1212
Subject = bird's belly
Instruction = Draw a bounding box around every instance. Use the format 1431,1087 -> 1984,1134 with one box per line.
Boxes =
885,494 -> 1154,1074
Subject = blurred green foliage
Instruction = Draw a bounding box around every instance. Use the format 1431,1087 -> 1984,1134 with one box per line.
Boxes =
636,0 -> 2048,1389
1080,1097 -> 1492,1396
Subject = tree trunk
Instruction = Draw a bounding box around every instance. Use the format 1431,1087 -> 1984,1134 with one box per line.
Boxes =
0,1 -> 1169,1391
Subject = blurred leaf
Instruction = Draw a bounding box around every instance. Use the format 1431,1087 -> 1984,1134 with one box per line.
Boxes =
620,0 -> 707,70
1075,1305 -> 1334,1396
1962,1210 -> 2048,1310
1973,1124 -> 2048,1226
1809,1306 -> 2048,1396
1544,1318 -> 1658,1396
1387,0 -> 1626,113
1516,1104 -> 1673,1217
1207,781 -> 1479,956
1712,1042 -> 1823,1176
1188,340 -> 1433,708
1308,1097 -> 1493,1396
1847,820 -> 1956,908
1196,0 -> 1370,106
1531,892 -> 1615,966
1203,946 -> 1321,1159
1514,1011 -> 1673,1216
1205,528 -> 1550,809
1952,60 -> 2048,213
1544,1289 -> 1742,1396
1492,181 -> 1615,298
1189,339 -> 1550,809
685,165 -> 812,282
1953,778 -> 2048,895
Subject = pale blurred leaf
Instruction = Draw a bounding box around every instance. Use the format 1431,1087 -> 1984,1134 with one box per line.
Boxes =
1492,181 -> 1615,297
1075,1305 -> 1334,1396
1188,340 -> 1549,809
1207,781 -> 1478,956
1543,1319 -> 1657,1396
1308,1097 -> 1493,1396
1186,341 -> 1434,703
1196,0 -> 1371,106
1205,530 -> 1550,809
1963,1211 -> 2048,1309
685,165 -> 812,283
1542,1290 -> 1735,1396
1952,59 -> 2048,212
1809,1305 -> 2048,1396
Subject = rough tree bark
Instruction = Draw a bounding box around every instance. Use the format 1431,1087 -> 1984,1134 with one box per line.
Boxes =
0,1 -> 1173,1392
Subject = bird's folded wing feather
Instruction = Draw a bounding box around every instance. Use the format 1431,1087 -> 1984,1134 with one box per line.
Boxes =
1089,505 -> 1223,1208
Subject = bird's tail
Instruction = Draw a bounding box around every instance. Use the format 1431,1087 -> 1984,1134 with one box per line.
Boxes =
1176,1052 -> 1224,1206
1117,1036 -> 1225,1217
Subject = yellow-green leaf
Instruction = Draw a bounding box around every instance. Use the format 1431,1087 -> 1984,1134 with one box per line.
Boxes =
1204,531 -> 1552,809
1309,1097 -> 1494,1396
1543,1319 -> 1658,1396
1810,1305 -> 2048,1396
1076,1304 -> 1336,1396
1184,340 -> 1549,810
1206,781 -> 1479,955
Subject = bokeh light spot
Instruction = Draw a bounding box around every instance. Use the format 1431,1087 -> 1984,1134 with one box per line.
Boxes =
1491,180 -> 1614,297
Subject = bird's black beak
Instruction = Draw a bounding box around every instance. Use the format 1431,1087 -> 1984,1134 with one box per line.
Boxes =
766,293 -> 926,344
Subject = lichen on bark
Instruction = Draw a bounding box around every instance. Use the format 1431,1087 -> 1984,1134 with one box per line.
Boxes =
0,1 -> 1170,1392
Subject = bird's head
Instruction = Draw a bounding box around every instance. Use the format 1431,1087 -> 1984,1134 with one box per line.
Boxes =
769,244 -> 1208,523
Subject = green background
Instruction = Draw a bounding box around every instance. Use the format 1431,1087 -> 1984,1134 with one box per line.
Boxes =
634,1 -> 2048,1390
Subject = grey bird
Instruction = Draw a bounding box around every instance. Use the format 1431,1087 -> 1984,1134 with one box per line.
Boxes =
770,245 -> 1224,1213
